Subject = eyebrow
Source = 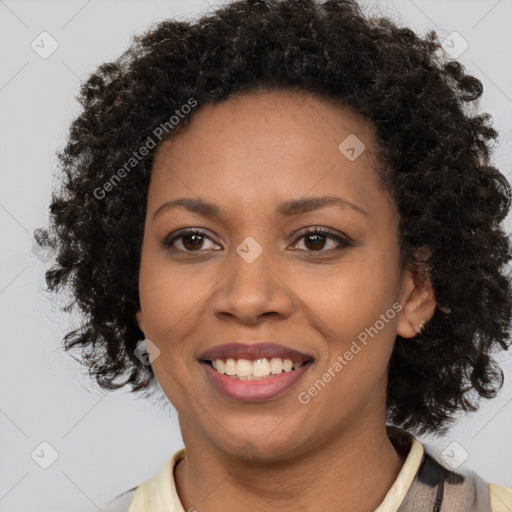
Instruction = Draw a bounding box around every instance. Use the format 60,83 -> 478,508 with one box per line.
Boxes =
152,195 -> 368,220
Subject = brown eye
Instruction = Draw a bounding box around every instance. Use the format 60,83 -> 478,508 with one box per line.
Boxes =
162,229 -> 220,252
180,233 -> 206,251
293,228 -> 352,253
302,233 -> 328,250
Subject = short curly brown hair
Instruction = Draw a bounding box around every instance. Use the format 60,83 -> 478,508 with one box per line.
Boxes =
34,0 -> 512,436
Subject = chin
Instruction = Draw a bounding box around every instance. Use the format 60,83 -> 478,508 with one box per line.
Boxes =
213,426 -> 308,463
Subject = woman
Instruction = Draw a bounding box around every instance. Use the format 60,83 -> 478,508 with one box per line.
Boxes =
35,0 -> 512,510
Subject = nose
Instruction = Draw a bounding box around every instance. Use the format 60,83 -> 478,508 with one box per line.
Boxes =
211,244 -> 295,325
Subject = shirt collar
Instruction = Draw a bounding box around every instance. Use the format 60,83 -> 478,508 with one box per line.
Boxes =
374,426 -> 425,511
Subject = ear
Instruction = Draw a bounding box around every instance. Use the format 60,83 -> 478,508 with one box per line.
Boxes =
135,309 -> 144,334
396,255 -> 437,339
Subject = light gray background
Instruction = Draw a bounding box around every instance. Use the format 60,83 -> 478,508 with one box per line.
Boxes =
1,0 -> 511,511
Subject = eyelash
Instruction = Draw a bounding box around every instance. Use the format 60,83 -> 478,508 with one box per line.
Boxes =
162,227 -> 352,255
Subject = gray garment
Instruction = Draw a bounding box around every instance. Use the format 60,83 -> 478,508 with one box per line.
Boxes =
398,455 -> 491,512
106,428 -> 493,512
388,426 -> 492,512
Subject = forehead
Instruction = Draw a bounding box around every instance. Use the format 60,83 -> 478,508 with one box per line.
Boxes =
154,88 -> 380,165
149,89 -> 393,221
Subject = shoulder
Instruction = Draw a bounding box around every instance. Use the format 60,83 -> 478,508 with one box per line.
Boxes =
418,446 -> 512,512
392,428 -> 512,512
489,482 -> 512,512
103,448 -> 186,512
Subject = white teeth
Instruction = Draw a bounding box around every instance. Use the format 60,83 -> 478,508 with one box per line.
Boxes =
236,359 -> 252,377
253,358 -> 270,377
269,357 -> 283,374
225,358 -> 237,376
210,357 -> 306,379
216,359 -> 226,374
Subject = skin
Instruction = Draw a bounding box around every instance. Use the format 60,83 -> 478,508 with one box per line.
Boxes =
135,89 -> 436,512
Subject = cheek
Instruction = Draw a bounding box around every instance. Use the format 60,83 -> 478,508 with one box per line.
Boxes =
138,258 -> 208,402
310,255 -> 399,332
299,265 -> 399,412
139,252 -> 208,338
305,246 -> 401,377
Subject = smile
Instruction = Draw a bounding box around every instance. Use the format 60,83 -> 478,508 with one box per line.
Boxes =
200,358 -> 313,402
198,342 -> 314,401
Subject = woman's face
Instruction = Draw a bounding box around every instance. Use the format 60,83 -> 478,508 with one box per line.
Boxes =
136,89 -> 428,460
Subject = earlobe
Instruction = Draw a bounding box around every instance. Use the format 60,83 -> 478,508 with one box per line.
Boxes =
396,267 -> 436,339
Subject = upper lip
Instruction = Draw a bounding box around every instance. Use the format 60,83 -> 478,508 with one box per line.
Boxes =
198,343 -> 314,363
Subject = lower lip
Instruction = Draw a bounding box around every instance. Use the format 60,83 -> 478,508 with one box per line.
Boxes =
200,361 -> 313,402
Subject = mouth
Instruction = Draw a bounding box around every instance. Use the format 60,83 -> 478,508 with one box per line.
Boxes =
198,342 -> 315,402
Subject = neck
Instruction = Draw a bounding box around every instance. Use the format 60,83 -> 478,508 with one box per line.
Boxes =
174,421 -> 407,512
